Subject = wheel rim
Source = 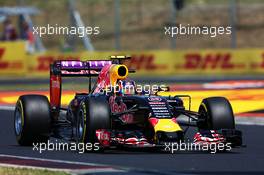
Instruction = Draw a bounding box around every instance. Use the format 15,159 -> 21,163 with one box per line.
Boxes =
14,107 -> 22,136
78,110 -> 84,141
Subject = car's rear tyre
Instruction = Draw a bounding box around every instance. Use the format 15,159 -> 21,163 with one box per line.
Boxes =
14,95 -> 51,146
76,96 -> 111,151
198,97 -> 235,130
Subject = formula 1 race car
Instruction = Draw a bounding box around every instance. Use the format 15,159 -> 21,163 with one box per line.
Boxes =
14,56 -> 242,152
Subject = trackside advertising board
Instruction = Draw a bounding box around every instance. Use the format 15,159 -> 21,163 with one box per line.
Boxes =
0,41 -> 264,77
0,41 -> 27,75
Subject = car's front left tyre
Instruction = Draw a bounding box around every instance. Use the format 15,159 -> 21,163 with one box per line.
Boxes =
14,95 -> 51,146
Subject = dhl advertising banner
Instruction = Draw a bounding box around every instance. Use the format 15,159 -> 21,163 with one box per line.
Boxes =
0,42 -> 264,77
0,41 -> 27,75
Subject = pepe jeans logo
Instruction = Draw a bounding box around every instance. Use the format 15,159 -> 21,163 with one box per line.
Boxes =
148,97 -> 162,102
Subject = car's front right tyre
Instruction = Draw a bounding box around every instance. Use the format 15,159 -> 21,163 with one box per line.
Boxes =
76,96 -> 111,152
198,97 -> 235,130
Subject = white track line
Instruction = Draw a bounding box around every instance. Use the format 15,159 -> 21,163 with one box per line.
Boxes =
235,117 -> 264,126
0,106 -> 15,110
0,154 -> 125,174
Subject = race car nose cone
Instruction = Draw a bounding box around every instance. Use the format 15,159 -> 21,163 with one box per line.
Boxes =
156,131 -> 184,143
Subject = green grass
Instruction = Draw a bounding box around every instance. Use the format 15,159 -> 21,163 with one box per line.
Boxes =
0,167 -> 69,175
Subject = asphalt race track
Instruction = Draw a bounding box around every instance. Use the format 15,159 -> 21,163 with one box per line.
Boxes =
1,109 -> 264,174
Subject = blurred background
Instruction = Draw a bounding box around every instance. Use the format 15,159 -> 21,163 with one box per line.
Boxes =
0,0 -> 263,51
0,0 -> 264,114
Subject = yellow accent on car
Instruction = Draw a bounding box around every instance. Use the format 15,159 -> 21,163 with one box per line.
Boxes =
201,103 -> 208,112
109,64 -> 128,86
154,119 -> 182,133
110,55 -> 131,59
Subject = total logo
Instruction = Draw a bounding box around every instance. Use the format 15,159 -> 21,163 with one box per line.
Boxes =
148,97 -> 162,102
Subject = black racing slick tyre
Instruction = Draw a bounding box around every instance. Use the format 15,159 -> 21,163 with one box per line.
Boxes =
198,97 -> 235,130
14,95 -> 51,146
76,96 -> 111,145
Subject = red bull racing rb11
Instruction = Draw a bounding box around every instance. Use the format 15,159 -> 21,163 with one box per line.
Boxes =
14,56 -> 243,152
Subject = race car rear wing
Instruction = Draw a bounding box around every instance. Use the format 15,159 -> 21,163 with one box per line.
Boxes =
51,56 -> 133,77
51,60 -> 112,77
49,56 -> 134,115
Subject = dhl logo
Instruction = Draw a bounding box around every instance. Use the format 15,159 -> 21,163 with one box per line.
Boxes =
0,48 -> 7,69
183,53 -> 235,69
0,47 -> 23,69
124,55 -> 167,70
